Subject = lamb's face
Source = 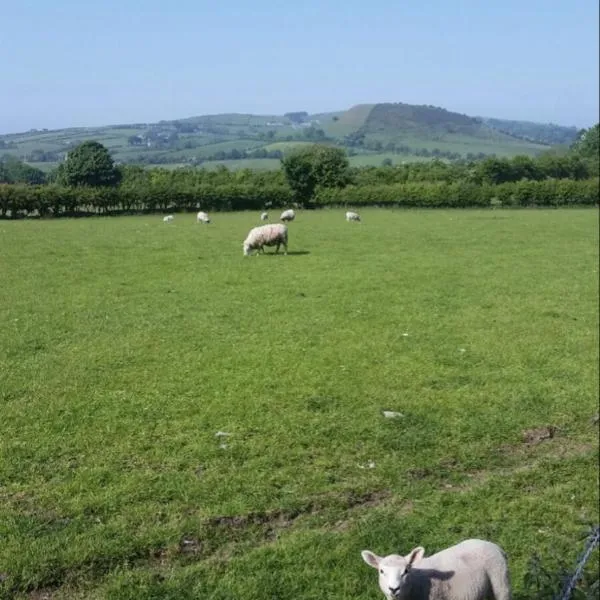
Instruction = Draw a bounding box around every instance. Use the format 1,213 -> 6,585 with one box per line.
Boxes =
362,547 -> 424,599
243,242 -> 251,256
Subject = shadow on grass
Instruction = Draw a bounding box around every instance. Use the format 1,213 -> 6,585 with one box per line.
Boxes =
256,250 -> 310,257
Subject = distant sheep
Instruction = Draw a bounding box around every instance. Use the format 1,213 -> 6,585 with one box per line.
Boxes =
243,223 -> 288,256
261,212 -> 269,221
280,209 -> 295,222
196,211 -> 211,224
163,215 -> 174,223
346,211 -> 361,222
361,539 -> 511,600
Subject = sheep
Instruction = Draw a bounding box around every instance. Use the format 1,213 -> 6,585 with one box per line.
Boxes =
346,211 -> 361,222
260,212 -> 269,221
361,539 -> 511,600
163,215 -> 174,223
280,209 -> 295,222
196,211 -> 211,224
243,223 -> 288,256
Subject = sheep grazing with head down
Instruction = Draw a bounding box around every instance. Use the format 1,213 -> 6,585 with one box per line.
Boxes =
163,215 -> 174,223
280,209 -> 295,223
196,211 -> 211,224
346,211 -> 361,222
243,223 -> 288,256
260,212 -> 269,221
361,539 -> 511,600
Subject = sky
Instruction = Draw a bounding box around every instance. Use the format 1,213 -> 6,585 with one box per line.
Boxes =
1,0 -> 598,134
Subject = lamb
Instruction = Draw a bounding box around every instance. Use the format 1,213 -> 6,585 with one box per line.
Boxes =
196,211 -> 211,224
280,209 -> 295,222
346,211 -> 361,222
243,223 -> 288,256
260,212 -> 269,221
163,215 -> 174,223
361,539 -> 511,600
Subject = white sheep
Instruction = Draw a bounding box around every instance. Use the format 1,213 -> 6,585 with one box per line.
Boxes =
346,211 -> 361,222
361,539 -> 511,600
196,211 -> 211,224
280,209 -> 295,222
243,223 -> 288,256
260,212 -> 269,221
163,215 -> 174,223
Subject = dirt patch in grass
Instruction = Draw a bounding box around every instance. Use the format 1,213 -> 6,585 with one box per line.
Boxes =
521,425 -> 558,445
206,489 -> 391,534
27,589 -> 56,600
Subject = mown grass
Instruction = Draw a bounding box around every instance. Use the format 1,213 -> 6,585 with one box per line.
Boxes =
0,209 -> 598,599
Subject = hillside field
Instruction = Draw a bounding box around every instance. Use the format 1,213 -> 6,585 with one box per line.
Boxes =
0,209 -> 598,599
1,103 -> 564,173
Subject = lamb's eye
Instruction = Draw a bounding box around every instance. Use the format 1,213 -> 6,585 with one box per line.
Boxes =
379,569 -> 384,574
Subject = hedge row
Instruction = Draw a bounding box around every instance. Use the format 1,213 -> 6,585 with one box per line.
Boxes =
315,178 -> 600,208
0,184 -> 294,218
0,178 -> 598,218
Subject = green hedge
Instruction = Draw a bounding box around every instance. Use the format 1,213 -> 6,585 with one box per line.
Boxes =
0,184 -> 294,218
315,178 -> 599,208
0,178 -> 597,218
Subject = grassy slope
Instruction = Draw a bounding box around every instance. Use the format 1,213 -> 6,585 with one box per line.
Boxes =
0,209 -> 598,599
2,103 -> 556,172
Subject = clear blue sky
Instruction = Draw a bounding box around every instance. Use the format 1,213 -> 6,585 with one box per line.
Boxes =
1,0 -> 598,134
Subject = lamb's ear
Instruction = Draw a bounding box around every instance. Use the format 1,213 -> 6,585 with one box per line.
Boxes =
361,550 -> 381,569
407,546 -> 425,566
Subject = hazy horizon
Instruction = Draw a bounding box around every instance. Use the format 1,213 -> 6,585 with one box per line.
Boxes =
2,0 -> 598,135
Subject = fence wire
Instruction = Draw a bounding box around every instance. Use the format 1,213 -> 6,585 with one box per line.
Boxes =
555,526 -> 600,600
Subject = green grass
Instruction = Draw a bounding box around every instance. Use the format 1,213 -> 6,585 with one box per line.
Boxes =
348,153 -> 437,167
367,133 -> 548,157
0,209 -> 598,599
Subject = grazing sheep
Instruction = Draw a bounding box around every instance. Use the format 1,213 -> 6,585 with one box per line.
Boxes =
196,211 -> 211,224
280,209 -> 295,223
260,212 -> 269,221
346,211 -> 361,222
243,223 -> 288,256
361,539 -> 511,600
163,215 -> 174,223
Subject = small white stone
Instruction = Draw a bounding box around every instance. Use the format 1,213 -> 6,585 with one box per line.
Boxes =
383,411 -> 404,419
215,431 -> 231,437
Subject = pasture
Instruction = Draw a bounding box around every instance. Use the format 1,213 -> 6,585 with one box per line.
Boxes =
0,209 -> 598,599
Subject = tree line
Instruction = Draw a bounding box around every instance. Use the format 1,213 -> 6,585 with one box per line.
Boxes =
0,124 -> 598,218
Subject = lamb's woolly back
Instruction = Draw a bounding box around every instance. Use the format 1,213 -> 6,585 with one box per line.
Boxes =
280,209 -> 295,222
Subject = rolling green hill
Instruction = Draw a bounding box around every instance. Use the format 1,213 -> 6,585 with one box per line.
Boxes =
0,102 -> 562,172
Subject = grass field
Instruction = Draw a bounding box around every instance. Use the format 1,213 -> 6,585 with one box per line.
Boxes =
0,209 -> 598,599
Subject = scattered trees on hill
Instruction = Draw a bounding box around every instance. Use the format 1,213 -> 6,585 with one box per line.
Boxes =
284,111 -> 309,123
0,155 -> 46,184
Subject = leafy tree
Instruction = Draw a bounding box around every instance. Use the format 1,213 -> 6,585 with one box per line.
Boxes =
284,111 -> 308,123
0,155 -> 46,184
570,123 -> 599,163
382,158 -> 393,167
281,144 -> 350,205
56,141 -> 121,187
